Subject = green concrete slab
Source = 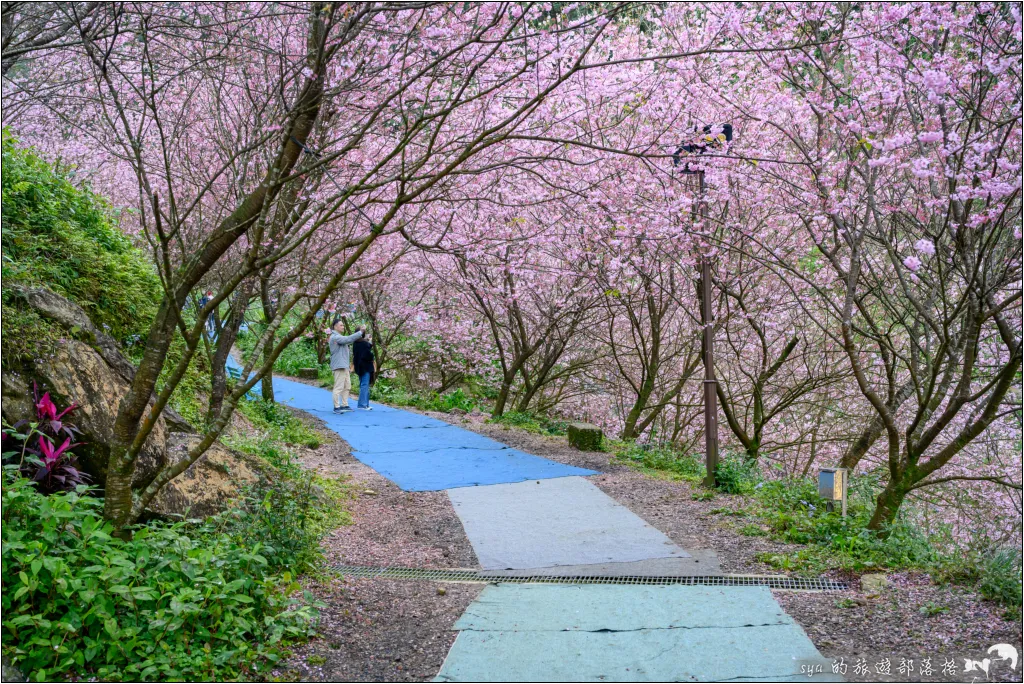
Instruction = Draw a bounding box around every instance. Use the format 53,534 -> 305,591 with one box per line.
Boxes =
437,584 -> 837,682
454,584 -> 793,631
436,627 -> 838,682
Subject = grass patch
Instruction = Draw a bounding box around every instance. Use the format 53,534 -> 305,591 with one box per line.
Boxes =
615,443 -> 705,482
236,396 -> 323,449
488,411 -> 569,436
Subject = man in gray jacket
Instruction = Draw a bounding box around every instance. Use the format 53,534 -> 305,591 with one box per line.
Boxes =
329,318 -> 364,413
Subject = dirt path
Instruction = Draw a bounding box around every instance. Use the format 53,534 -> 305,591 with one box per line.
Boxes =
270,415 -> 482,682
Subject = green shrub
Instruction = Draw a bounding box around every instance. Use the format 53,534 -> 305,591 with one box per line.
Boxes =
977,548 -> 1023,620
1,475 -> 319,682
205,474 -> 351,578
436,388 -> 476,413
714,456 -> 758,494
371,376 -> 487,415
1,131 -> 160,367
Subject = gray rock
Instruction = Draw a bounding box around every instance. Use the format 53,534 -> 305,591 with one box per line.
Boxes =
860,573 -> 889,594
2,656 -> 25,682
6,286 -> 194,432
147,432 -> 265,519
1,340 -> 168,489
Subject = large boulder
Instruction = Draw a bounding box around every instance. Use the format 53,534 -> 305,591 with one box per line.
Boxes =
147,432 -> 265,519
1,340 -> 168,489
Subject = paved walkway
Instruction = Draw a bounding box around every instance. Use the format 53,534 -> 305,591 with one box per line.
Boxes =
257,369 -> 836,682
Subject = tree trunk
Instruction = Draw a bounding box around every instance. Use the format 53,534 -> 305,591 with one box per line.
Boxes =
621,377 -> 655,440
260,281 -> 276,402
840,380 -> 914,470
867,480 -> 907,533
492,373 -> 514,417
207,284 -> 252,425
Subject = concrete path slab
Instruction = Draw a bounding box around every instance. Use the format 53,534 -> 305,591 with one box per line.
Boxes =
437,627 -> 838,682
484,550 -> 721,578
448,477 -> 689,570
454,584 -> 793,631
436,584 -> 837,682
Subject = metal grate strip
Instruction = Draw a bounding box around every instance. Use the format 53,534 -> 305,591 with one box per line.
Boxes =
334,565 -> 847,591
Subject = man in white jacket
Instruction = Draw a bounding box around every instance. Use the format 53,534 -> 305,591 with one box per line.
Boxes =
328,318 -> 364,413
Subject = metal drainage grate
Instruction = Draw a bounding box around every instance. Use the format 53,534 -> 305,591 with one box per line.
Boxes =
334,565 -> 847,592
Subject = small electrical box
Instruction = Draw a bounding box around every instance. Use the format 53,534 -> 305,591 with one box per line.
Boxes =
818,468 -> 848,515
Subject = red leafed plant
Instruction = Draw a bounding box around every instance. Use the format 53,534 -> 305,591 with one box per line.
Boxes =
1,384 -> 89,494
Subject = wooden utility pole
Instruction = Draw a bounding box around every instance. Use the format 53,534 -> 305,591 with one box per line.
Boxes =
674,124 -> 730,488
697,171 -> 718,487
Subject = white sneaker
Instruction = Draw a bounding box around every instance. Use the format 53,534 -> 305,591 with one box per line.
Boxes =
359,406 -> 373,410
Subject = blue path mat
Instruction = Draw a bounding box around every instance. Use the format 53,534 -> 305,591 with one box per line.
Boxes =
227,358 -> 596,490
436,585 -> 837,682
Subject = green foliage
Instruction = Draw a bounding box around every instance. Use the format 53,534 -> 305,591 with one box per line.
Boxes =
714,456 -> 759,495
709,507 -> 750,517
918,602 -> 949,617
490,411 -> 569,436
617,443 -> 705,482
159,329 -> 211,428
373,376 -> 485,415
1,475 -> 320,682
618,442 -> 1021,616
1,132 -> 160,367
749,477 -> 936,569
236,397 -> 323,450
204,474 -> 351,579
977,549 -> 1022,620
265,336 -> 325,381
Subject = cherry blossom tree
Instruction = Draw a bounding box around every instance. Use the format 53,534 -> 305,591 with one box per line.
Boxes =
723,3 -> 1022,528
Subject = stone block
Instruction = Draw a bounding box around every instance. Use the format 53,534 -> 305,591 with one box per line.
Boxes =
567,422 -> 603,451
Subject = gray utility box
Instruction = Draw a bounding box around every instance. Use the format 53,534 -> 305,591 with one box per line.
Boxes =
818,467 -> 849,516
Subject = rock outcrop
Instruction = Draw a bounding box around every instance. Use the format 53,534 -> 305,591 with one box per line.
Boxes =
6,286 -> 193,432
147,432 -> 265,519
1,286 -> 262,519
1,341 -> 168,489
